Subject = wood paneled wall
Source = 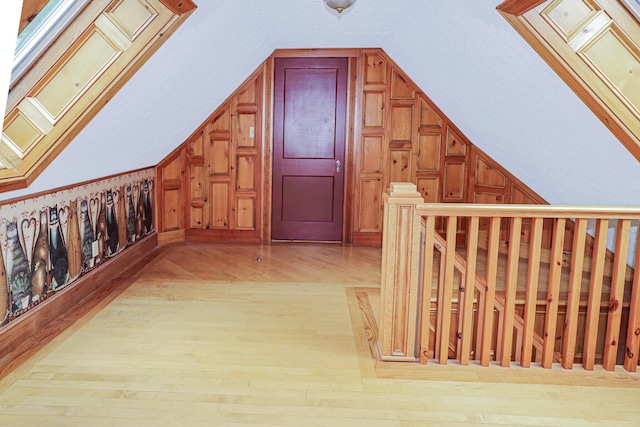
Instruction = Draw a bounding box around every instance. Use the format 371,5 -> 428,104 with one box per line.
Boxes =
157,49 -> 547,244
157,145 -> 184,232
353,50 -> 545,244
157,67 -> 264,241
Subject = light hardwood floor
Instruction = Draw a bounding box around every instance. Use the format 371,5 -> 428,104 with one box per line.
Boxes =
0,242 -> 639,426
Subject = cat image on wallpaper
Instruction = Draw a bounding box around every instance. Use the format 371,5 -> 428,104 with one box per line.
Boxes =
48,206 -> 69,290
31,209 -> 50,300
0,170 -> 155,323
126,185 -> 136,243
143,179 -> 153,234
6,220 -> 32,311
106,189 -> 119,255
79,199 -> 95,269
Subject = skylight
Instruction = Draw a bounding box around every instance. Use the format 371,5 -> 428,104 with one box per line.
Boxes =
622,0 -> 640,22
12,0 -> 90,86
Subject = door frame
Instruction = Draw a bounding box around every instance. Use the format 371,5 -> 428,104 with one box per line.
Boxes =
262,49 -> 360,243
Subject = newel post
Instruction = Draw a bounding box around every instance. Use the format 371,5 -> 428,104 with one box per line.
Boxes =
380,182 -> 424,362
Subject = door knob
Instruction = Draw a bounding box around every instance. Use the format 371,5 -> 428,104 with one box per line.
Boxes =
336,160 -> 342,173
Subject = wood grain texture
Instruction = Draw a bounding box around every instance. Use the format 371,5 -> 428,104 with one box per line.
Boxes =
436,216 -> 457,364
499,0 -> 640,163
562,217 -> 587,369
10,1 -> 111,114
157,229 -> 185,245
354,49 -> 548,243
4,1 -> 194,192
500,216 -> 522,367
18,0 -> 50,34
521,217 -> 543,367
157,146 -> 185,232
542,218 -> 566,368
158,0 -> 197,15
0,235 -> 157,380
496,0 -> 547,16
157,48 -> 549,244
583,219 -> 609,370
480,217 -> 500,366
419,216 -> 436,364
624,229 -> 640,371
379,184 -> 423,361
176,66 -> 264,238
399,191 -> 639,370
1,241 -> 639,426
603,219 -> 631,370
458,216 -> 479,365
261,58 -> 274,242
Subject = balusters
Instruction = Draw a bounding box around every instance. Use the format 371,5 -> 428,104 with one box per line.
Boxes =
521,217 -> 543,367
380,184 -> 640,371
419,215 -> 436,364
603,219 -> 631,370
542,218 -> 566,368
624,226 -> 640,372
480,217 -> 501,366
562,217 -> 587,369
436,216 -> 457,364
458,216 -> 479,365
500,217 -> 522,367
583,219 -> 608,370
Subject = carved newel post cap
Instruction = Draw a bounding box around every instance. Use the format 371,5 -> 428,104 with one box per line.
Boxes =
388,182 -> 422,199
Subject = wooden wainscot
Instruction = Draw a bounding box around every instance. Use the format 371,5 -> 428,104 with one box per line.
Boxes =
157,48 -> 549,247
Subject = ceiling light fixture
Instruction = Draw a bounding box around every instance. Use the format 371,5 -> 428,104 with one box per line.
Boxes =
324,0 -> 356,14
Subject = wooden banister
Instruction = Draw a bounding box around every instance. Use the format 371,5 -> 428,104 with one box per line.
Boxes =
379,183 -> 424,362
381,183 -> 640,371
433,231 -> 562,364
414,203 -> 640,219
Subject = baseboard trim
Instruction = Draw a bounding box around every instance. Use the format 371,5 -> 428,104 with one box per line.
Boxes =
0,234 -> 158,380
186,229 -> 261,242
353,232 -> 382,246
158,229 -> 186,245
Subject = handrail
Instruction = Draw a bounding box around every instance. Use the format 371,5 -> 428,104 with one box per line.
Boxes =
379,183 -> 640,372
415,203 -> 640,219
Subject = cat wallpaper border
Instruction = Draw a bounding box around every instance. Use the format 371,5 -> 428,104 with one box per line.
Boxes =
0,168 -> 155,326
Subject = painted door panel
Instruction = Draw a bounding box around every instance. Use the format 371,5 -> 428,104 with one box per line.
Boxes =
272,57 -> 348,241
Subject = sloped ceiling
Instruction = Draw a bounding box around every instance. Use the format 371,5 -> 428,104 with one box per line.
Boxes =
3,0 -> 640,206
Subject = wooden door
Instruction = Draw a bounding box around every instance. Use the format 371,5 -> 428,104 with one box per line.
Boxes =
272,57 -> 348,241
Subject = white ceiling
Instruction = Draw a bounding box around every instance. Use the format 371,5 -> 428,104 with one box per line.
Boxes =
3,0 -> 640,206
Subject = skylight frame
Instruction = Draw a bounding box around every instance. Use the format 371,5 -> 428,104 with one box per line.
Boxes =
12,0 -> 91,87
621,0 -> 640,22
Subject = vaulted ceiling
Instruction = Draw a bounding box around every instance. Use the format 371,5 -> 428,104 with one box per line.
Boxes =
3,0 -> 640,206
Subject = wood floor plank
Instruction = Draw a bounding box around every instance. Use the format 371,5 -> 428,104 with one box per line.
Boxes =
0,242 -> 638,426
